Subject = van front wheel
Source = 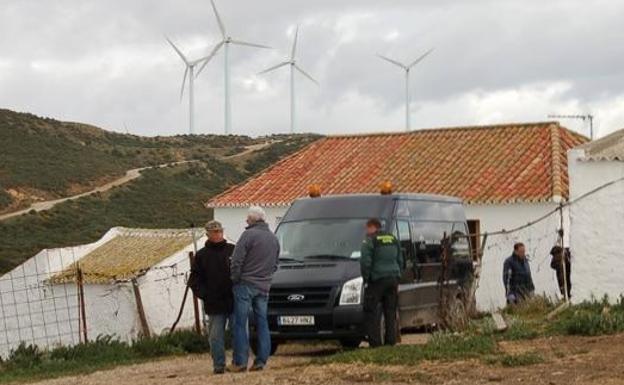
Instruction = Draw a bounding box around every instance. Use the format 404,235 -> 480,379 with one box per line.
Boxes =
368,303 -> 388,348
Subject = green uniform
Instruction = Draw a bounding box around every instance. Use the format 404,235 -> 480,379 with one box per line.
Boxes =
360,231 -> 403,283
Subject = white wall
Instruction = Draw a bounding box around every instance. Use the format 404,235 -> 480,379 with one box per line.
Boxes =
216,203 -> 564,311
215,206 -> 288,242
0,230 -> 118,358
568,149 -> 624,303
466,203 -> 564,310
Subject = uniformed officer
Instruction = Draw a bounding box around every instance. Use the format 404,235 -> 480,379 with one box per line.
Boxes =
360,218 -> 403,347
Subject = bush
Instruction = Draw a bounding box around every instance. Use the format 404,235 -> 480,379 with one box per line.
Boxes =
551,296 -> 624,336
5,343 -> 44,370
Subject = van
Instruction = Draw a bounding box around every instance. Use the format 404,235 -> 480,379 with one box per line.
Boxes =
262,193 -> 474,352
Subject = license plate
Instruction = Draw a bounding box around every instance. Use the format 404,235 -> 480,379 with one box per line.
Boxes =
278,315 -> 315,326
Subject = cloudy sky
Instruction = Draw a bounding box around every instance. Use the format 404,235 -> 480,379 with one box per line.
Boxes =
1,0 -> 623,138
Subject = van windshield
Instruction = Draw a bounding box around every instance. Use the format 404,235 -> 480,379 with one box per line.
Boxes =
276,219 -> 367,261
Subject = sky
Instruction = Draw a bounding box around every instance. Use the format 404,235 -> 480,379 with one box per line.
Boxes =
1,0 -> 623,138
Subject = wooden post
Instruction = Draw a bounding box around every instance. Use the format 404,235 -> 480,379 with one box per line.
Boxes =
132,278 -> 151,338
76,264 -> 88,343
189,251 -> 201,334
559,204 -> 570,303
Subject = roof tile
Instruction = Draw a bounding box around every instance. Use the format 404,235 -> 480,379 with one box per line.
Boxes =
208,122 -> 588,207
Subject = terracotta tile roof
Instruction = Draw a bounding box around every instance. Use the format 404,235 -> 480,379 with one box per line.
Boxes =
208,122 -> 588,207
52,228 -> 201,284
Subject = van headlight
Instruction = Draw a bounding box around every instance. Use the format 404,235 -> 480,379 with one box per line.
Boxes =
339,277 -> 363,306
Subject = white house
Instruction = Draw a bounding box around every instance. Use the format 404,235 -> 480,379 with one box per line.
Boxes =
208,122 -> 587,311
568,129 -> 624,303
0,227 -> 203,358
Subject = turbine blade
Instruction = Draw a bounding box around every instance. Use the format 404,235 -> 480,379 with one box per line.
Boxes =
195,41 -> 224,77
295,64 -> 318,85
180,66 -> 189,100
258,61 -> 290,75
408,48 -> 434,69
230,39 -> 272,49
210,0 -> 226,38
166,36 -> 189,64
376,54 -> 406,69
291,25 -> 299,60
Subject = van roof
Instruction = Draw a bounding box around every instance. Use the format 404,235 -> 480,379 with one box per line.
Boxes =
281,193 -> 465,223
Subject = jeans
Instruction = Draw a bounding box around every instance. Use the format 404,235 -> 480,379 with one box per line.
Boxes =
232,283 -> 270,367
207,314 -> 231,370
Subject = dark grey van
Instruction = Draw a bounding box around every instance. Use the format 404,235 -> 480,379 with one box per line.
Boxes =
264,193 -> 474,351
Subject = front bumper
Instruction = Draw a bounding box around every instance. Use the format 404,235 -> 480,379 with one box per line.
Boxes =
267,305 -> 365,341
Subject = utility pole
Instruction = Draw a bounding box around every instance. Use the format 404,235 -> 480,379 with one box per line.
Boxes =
548,114 -> 594,139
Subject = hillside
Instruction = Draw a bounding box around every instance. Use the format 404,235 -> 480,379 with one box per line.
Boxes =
0,109 -> 271,213
0,109 -> 320,273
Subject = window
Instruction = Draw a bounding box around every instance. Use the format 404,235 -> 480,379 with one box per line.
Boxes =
394,220 -> 414,282
411,221 -> 453,263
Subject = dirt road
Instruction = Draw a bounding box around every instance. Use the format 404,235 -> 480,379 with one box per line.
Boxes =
27,333 -> 624,385
0,161 -> 197,221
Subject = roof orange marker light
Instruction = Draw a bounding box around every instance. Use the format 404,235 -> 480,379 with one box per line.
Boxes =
308,184 -> 322,198
380,181 -> 393,195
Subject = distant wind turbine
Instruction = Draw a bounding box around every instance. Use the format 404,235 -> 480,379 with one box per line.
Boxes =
166,36 -> 213,135
377,48 -> 434,131
258,26 -> 318,134
196,0 -> 272,135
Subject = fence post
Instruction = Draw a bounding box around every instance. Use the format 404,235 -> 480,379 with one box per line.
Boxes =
132,278 -> 151,338
188,251 -> 202,334
76,264 -> 88,343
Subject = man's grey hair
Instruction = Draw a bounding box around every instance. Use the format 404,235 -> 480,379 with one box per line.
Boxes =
247,206 -> 266,223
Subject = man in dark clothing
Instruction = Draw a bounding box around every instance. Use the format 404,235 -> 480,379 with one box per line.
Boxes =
503,242 -> 535,304
188,220 -> 235,375
360,218 -> 403,347
228,206 -> 280,373
550,246 -> 572,299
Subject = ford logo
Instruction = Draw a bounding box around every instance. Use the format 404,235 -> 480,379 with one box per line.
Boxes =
287,294 -> 305,302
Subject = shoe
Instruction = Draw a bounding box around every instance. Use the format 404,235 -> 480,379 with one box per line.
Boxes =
213,368 -> 225,375
249,364 -> 264,372
226,364 -> 247,373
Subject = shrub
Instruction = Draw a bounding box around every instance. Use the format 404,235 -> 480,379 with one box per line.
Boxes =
5,343 -> 44,370
551,296 -> 624,336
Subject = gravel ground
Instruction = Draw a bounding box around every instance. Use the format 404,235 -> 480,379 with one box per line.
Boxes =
26,333 -> 624,385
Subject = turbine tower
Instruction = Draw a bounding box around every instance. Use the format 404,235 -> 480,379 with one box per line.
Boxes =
196,0 -> 271,134
377,48 -> 434,131
258,26 -> 318,133
166,37 -> 212,135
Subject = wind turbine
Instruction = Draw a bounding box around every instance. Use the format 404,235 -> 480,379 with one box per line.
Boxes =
258,26 -> 318,134
196,0 -> 271,134
377,48 -> 434,131
166,37 -> 212,135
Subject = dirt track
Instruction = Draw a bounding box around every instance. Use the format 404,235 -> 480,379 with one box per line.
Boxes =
28,333 -> 624,385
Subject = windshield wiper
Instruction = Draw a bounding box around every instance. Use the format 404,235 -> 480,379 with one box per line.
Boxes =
279,257 -> 304,264
302,254 -> 350,260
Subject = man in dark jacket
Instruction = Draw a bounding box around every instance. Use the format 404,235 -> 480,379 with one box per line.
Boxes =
228,206 -> 280,373
360,218 -> 403,347
188,220 -> 235,375
503,242 -> 535,304
550,246 -> 571,299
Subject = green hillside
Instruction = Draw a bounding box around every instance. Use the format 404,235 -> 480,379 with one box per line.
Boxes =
0,109 -> 321,273
0,109 -> 266,212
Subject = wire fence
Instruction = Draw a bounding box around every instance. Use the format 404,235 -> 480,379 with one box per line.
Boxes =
0,176 -> 622,358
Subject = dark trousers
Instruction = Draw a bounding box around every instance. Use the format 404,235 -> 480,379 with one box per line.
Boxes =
364,277 -> 399,347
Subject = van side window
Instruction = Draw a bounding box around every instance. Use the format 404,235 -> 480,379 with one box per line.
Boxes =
394,221 -> 414,281
411,222 -> 453,263
450,222 -> 471,260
